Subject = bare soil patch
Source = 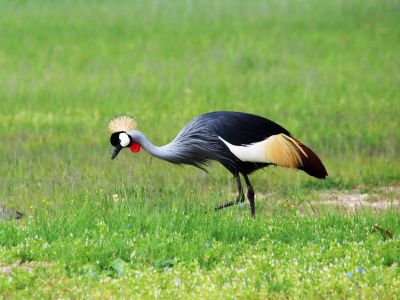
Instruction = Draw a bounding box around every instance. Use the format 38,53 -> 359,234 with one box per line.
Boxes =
313,186 -> 400,211
0,260 -> 50,274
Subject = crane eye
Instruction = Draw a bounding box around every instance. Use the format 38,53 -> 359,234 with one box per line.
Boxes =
119,132 -> 131,147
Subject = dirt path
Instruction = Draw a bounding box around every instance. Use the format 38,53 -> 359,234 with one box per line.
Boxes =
313,186 -> 400,211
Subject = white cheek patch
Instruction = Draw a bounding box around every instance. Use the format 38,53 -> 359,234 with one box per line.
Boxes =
119,133 -> 130,147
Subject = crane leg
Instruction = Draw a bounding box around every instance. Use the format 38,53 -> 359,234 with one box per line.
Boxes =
215,174 -> 244,210
243,174 -> 255,217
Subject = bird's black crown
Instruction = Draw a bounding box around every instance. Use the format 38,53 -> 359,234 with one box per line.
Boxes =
110,131 -> 123,147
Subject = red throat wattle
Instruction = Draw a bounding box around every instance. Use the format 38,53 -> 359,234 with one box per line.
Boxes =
129,142 -> 141,153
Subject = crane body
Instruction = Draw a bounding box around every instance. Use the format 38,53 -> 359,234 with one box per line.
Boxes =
109,111 -> 327,217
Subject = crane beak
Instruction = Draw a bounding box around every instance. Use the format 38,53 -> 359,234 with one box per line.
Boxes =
111,145 -> 122,160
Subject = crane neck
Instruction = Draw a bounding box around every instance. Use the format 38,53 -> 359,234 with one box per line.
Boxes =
128,130 -> 176,162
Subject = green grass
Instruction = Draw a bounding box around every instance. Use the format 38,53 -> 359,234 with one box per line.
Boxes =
0,0 -> 399,298
0,207 -> 399,298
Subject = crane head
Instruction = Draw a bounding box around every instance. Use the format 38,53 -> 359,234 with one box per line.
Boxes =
110,131 -> 141,159
108,115 -> 140,160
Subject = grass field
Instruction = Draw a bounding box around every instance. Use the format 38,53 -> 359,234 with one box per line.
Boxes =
0,0 -> 399,298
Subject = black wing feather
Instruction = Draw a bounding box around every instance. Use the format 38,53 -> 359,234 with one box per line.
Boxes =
203,111 -> 290,145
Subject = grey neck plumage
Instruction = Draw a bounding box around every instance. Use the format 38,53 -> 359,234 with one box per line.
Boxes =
127,119 -> 233,172
128,130 -> 178,163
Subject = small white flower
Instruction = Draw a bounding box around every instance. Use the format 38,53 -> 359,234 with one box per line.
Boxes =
154,289 -> 161,298
112,194 -> 119,202
174,278 -> 181,286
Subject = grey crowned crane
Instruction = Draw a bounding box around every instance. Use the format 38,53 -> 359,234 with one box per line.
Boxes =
109,111 -> 328,217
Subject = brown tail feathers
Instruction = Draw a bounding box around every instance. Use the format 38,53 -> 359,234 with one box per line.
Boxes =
267,134 -> 328,179
284,135 -> 328,179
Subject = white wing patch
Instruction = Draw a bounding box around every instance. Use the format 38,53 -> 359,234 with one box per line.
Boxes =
218,136 -> 271,163
218,134 -> 303,168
